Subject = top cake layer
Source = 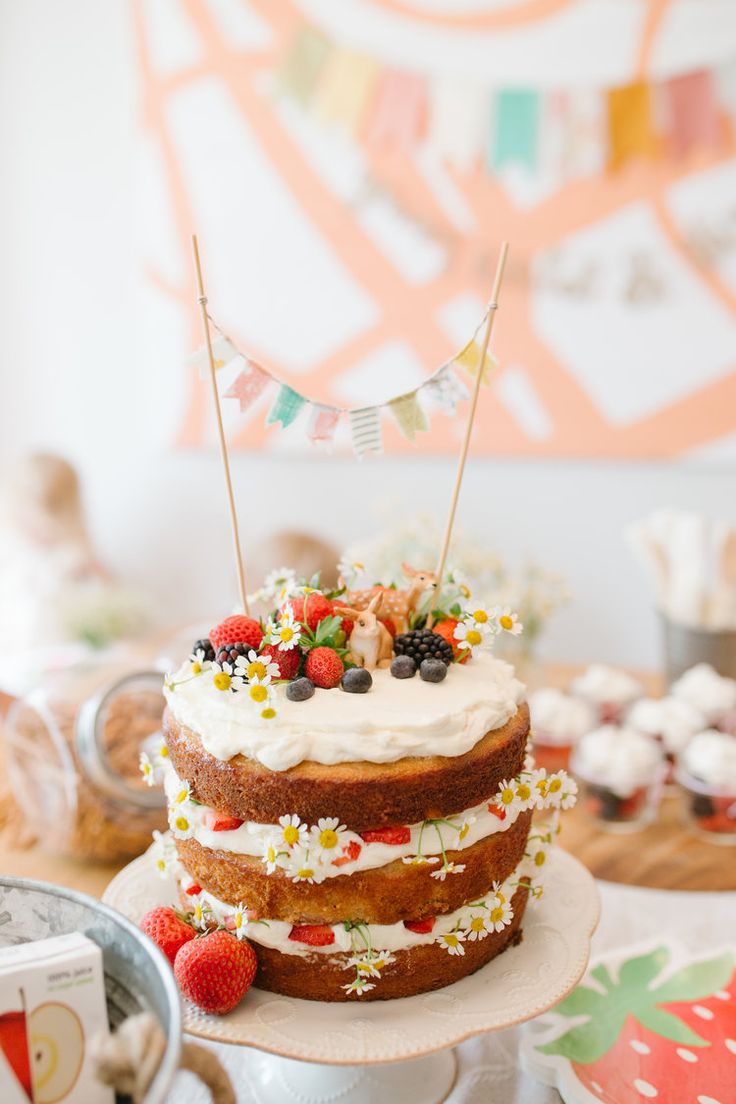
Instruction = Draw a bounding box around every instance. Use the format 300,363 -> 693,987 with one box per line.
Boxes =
163,651 -> 524,772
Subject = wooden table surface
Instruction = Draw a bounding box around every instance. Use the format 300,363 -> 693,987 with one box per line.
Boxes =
1,664 -> 734,900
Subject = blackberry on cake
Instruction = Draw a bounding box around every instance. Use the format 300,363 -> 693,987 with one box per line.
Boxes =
192,638 -> 216,663
394,628 -> 454,666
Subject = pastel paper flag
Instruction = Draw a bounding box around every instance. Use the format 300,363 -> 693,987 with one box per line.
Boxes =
424,365 -> 469,416
388,391 -> 428,442
223,361 -> 270,413
349,407 -> 383,458
665,71 -> 720,157
307,404 -> 340,445
453,335 -> 498,385
492,90 -> 540,171
279,28 -> 330,105
366,70 -> 427,148
607,81 -> 659,170
189,335 -> 239,380
266,384 -> 306,429
314,48 -> 378,133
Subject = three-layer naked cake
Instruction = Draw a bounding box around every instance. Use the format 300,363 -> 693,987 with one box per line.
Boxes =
152,578 -> 576,1001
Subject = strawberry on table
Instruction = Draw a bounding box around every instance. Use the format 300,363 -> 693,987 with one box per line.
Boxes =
288,924 -> 336,947
359,826 -> 411,845
174,929 -> 257,1015
538,945 -> 736,1104
140,907 -> 196,965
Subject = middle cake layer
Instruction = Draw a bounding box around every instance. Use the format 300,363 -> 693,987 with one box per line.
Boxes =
174,808 -> 532,924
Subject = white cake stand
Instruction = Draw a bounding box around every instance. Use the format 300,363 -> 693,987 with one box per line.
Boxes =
104,848 -> 599,1104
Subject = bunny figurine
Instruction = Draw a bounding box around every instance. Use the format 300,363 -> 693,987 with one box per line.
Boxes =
333,593 -> 394,671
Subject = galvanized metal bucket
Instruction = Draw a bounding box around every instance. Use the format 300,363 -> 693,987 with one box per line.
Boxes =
0,876 -> 182,1103
660,615 -> 736,685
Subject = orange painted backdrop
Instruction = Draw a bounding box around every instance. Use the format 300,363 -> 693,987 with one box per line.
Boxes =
134,0 -> 736,458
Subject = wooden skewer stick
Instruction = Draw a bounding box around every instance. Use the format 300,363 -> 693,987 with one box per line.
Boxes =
191,234 -> 250,616
429,242 -> 509,626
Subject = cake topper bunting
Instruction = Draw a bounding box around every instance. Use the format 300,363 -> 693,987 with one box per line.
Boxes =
191,234 -> 250,615
430,242 -> 509,627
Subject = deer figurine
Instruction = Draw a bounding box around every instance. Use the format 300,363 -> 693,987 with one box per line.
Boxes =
333,593 -> 394,671
342,563 -> 438,635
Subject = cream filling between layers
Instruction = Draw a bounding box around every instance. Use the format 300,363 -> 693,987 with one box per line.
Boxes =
164,765 -> 517,880
163,651 -> 525,771
176,861 -> 534,956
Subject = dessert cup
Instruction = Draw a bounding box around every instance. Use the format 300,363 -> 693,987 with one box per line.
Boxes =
570,726 -> 664,833
676,767 -> 736,844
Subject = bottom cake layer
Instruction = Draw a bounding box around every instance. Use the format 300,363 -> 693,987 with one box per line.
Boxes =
177,875 -> 530,1001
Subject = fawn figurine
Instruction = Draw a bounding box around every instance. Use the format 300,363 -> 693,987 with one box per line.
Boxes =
343,564 -> 438,635
333,594 -> 394,671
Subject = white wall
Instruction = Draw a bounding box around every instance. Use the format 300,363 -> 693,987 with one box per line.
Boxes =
1,0 -> 734,670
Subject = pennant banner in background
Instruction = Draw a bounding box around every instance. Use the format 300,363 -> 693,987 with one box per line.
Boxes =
190,334 -> 239,380
349,407 -> 383,458
197,306 -> 497,458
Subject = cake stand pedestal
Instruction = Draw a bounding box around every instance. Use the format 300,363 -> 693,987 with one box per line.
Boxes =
104,848 -> 599,1104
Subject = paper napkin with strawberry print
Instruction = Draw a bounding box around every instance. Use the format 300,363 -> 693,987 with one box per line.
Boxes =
522,941 -> 736,1104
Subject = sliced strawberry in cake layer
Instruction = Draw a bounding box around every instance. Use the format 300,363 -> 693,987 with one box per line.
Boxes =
359,826 -> 411,845
288,924 -> 336,947
403,917 -> 436,934
203,811 -> 245,832
332,840 -> 362,867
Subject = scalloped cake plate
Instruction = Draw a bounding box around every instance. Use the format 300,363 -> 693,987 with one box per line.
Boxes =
103,846 -> 599,1066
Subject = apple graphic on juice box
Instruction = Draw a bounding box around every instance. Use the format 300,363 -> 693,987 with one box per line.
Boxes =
0,999 -> 84,1104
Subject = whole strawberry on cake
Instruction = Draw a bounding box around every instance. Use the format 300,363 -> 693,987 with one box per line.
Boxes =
146,563 -> 577,1004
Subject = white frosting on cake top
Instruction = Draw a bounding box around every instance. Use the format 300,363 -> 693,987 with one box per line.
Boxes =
529,688 -> 596,746
680,730 -> 736,791
671,664 -> 736,725
570,664 -> 643,707
163,651 -> 525,771
572,724 -> 663,797
626,696 -> 706,755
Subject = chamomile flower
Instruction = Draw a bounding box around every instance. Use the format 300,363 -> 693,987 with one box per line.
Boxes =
235,649 -> 279,684
278,814 -> 309,849
189,648 -> 210,675
261,835 -> 288,875
264,567 -> 298,603
347,952 -> 395,978
171,810 -> 194,839
337,557 -> 365,584
172,780 -> 192,805
526,837 -> 549,869
245,677 -> 274,708
151,829 -> 175,877
488,895 -> 514,932
191,898 -> 211,930
545,770 -> 577,809
291,865 -> 317,884
437,930 -> 466,956
401,855 -> 440,866
268,605 -> 302,652
513,776 -> 536,812
447,567 -> 472,601
496,778 -> 523,815
153,740 -> 169,768
527,767 -> 549,803
431,861 -> 466,881
465,911 -> 493,942
467,604 -> 495,628
210,661 -> 245,693
342,977 -> 375,995
456,816 -> 475,843
453,614 -> 492,652
493,606 -> 523,636
229,904 -> 249,939
139,751 -> 155,787
310,817 -> 348,861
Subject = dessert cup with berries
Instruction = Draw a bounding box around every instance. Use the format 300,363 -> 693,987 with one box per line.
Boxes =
528,688 -> 595,774
676,729 -> 736,844
571,725 -> 665,832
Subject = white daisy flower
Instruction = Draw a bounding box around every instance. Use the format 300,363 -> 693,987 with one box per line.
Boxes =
467,604 -> 496,629
151,829 -> 175,877
189,648 -> 210,675
512,776 -> 536,812
234,649 -> 279,684
456,816 -> 475,843
347,952 -> 396,978
261,835 -> 289,875
488,896 -> 514,932
447,567 -> 472,602
310,817 -> 348,860
401,855 -> 440,866
545,770 -> 577,809
430,862 -> 466,881
291,865 -> 317,884
493,606 -> 523,636
153,740 -> 169,768
244,676 -> 275,710
210,661 -> 245,693
342,977 -> 375,995
453,617 -> 491,653
139,752 -> 155,787
337,557 -> 365,584
170,810 -> 195,840
265,567 -> 299,602
191,898 -> 211,930
526,837 -> 549,870
527,768 -> 549,804
437,930 -> 466,956
229,904 -> 250,939
278,814 -> 309,849
496,778 -> 524,815
465,911 -> 493,942
268,605 -> 302,652
172,780 -> 192,806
